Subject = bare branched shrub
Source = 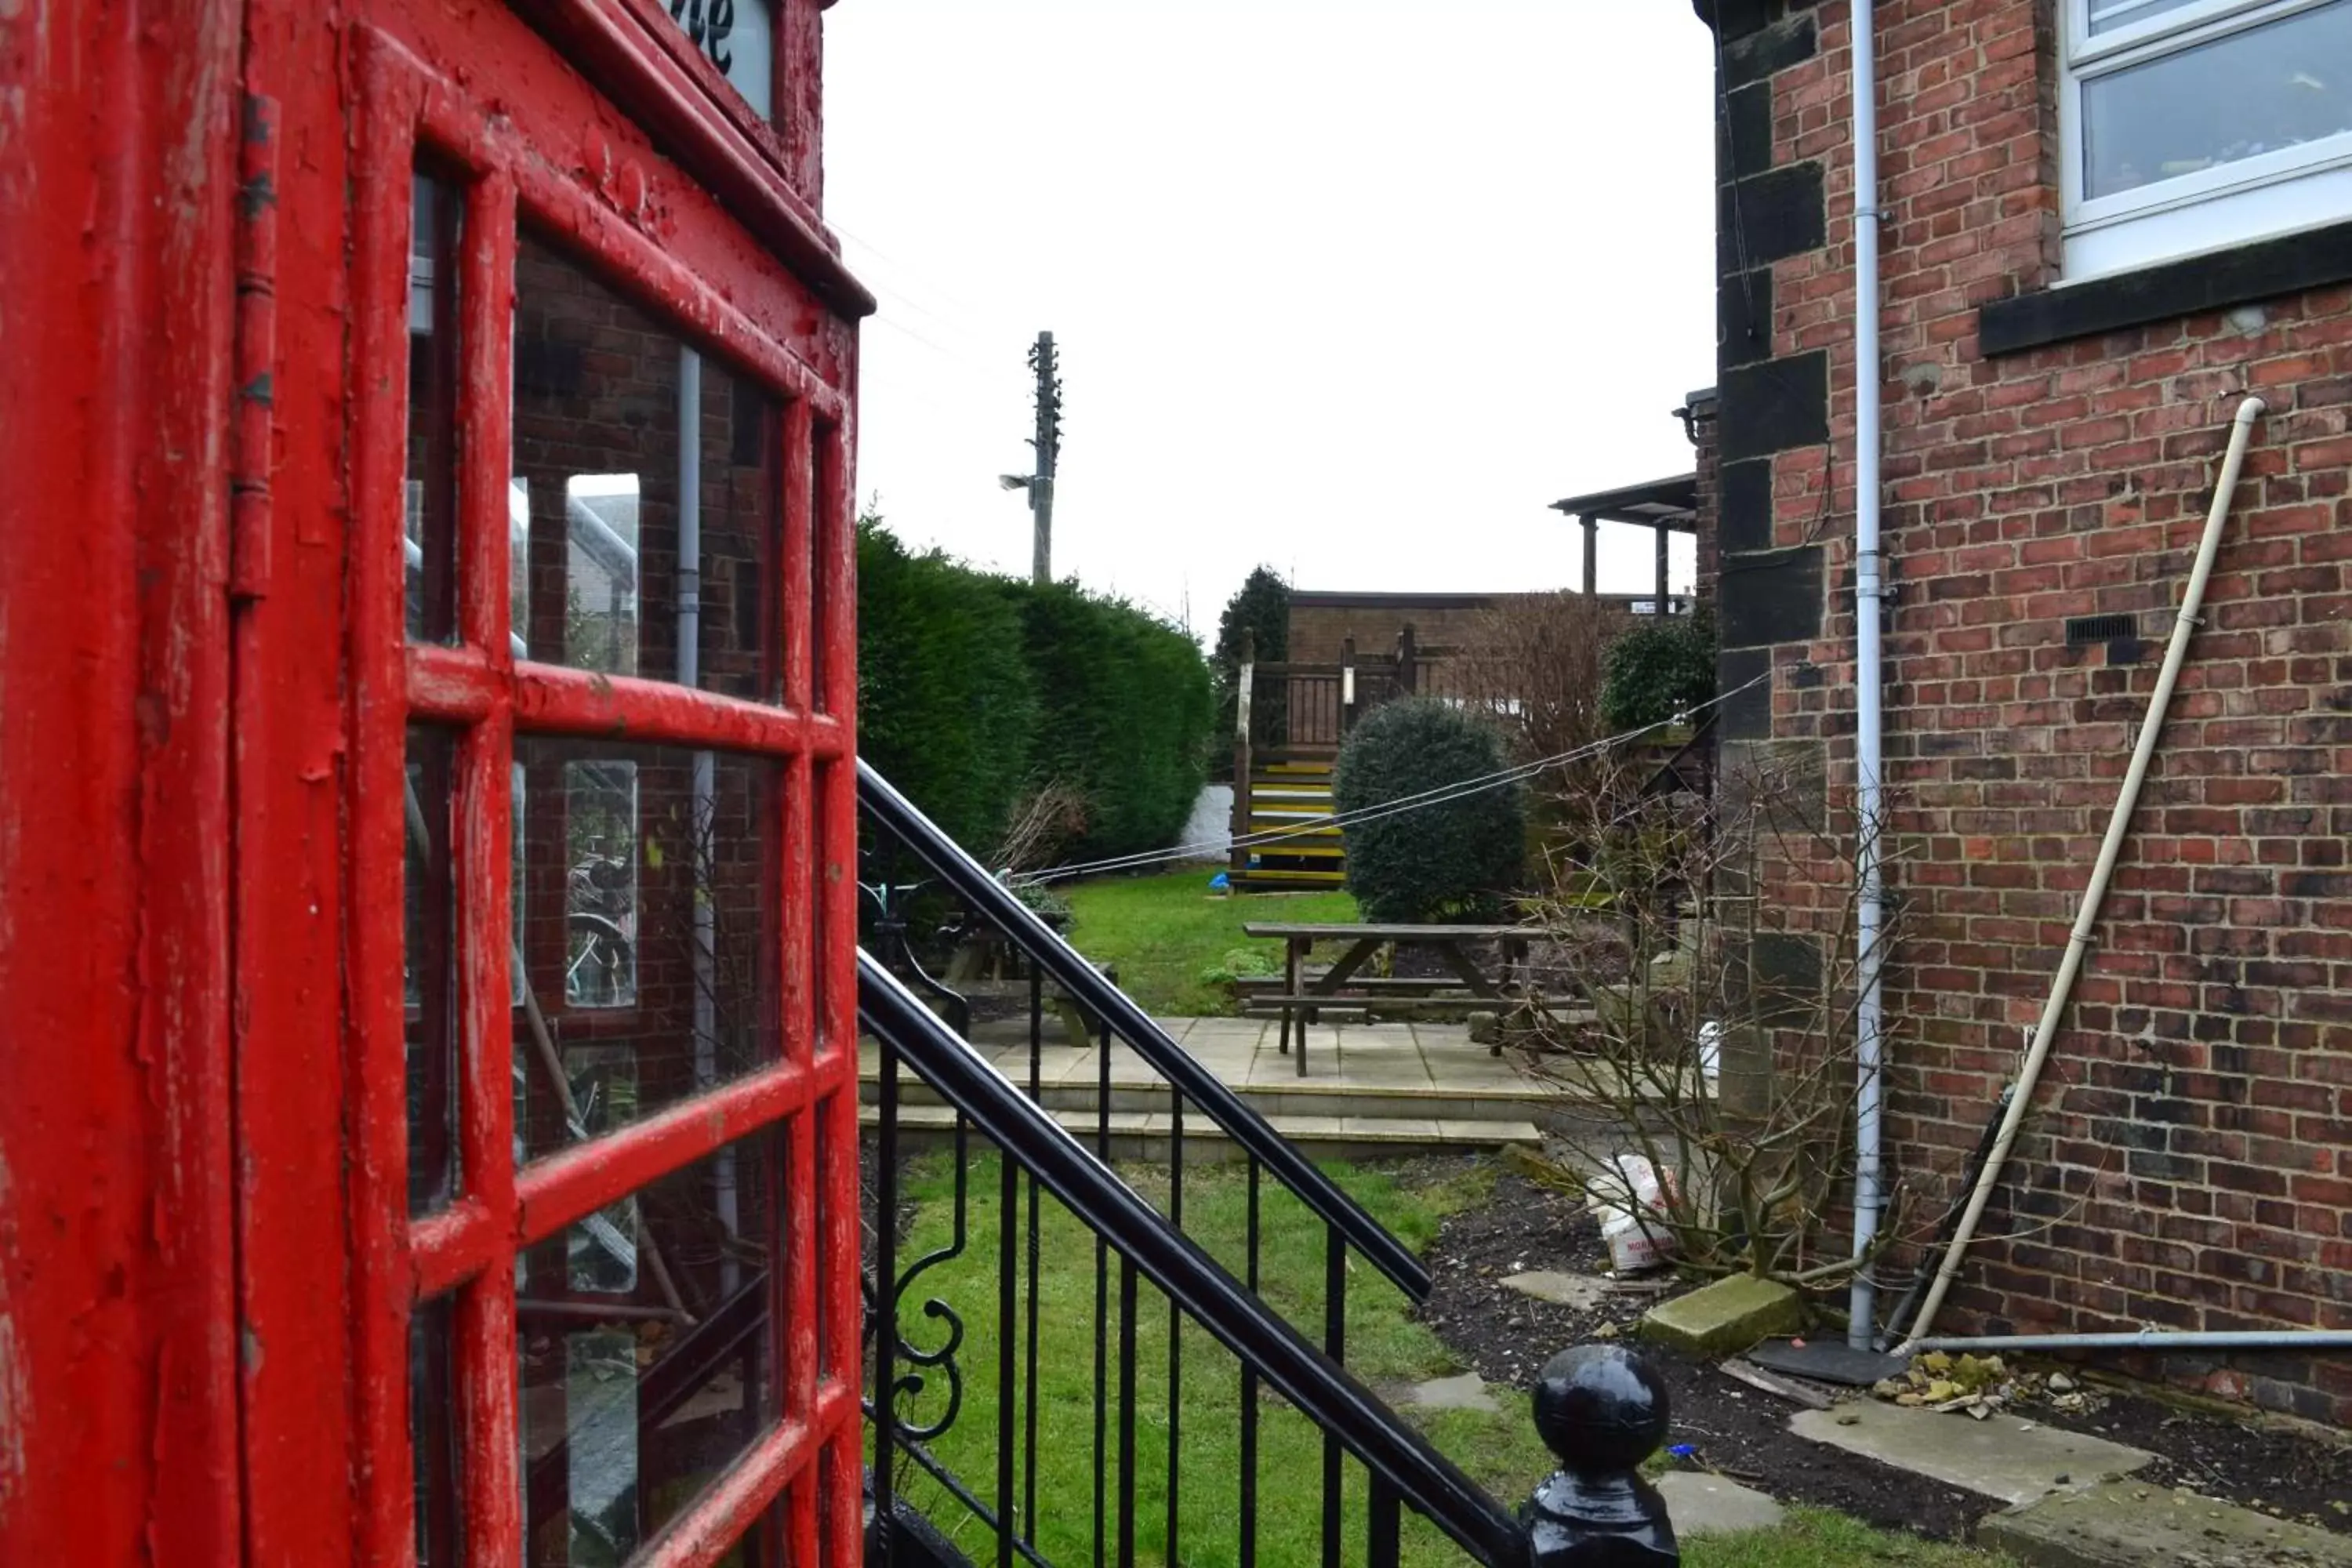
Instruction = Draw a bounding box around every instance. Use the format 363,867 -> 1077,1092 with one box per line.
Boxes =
991,780 -> 1091,877
1518,751 -> 1924,1289
1451,591 -> 1615,766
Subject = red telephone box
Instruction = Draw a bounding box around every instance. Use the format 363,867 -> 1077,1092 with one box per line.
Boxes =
1,3 -> 870,1564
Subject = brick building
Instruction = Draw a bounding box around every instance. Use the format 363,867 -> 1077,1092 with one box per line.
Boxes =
1286,590 -> 1518,670
1699,0 -> 2352,1421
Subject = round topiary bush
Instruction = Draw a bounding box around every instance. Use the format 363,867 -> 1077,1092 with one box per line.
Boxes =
1334,698 -> 1526,923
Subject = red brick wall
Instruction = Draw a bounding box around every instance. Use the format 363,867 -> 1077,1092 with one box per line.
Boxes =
1713,0 -> 2352,1423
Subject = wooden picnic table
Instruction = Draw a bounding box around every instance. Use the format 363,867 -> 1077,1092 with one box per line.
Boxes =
1238,921 -> 1537,1076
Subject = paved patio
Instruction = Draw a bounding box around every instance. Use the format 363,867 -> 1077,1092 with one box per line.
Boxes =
874,1015 -> 1558,1099
860,1014 -> 1571,1158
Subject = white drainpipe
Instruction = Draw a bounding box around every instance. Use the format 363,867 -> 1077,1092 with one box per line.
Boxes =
1849,0 -> 1889,1350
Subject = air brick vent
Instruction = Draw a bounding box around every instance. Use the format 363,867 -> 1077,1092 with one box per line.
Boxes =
2066,613 -> 2136,644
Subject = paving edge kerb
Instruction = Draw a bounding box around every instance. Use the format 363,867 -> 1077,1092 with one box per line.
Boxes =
1977,1480 -> 2352,1568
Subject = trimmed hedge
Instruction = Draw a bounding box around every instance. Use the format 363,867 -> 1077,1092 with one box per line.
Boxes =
856,521 -> 1040,852
1334,698 -> 1525,923
1014,579 -> 1215,862
857,519 -> 1215,864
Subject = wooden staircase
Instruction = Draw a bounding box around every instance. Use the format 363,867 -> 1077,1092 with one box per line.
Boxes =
1232,757 -> 1347,890
1227,623 -> 1457,893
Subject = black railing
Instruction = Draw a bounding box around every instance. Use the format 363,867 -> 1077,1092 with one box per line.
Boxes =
856,759 -> 1679,1566
861,954 -> 1526,1566
857,758 -> 1429,1303
860,953 -> 1681,1568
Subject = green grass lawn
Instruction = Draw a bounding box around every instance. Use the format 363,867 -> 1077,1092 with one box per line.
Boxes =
1061,867 -> 1358,1015
879,1155 -> 2009,1568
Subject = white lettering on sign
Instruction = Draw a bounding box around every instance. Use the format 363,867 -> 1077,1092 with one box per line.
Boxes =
666,0 -> 774,119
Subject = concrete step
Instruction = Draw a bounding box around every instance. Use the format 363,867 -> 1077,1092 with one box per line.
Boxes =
859,1100 -> 1542,1163
858,1070 -> 1563,1127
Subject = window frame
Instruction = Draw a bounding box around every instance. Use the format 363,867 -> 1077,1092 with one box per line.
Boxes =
349,21 -> 859,1568
2060,0 -> 2352,278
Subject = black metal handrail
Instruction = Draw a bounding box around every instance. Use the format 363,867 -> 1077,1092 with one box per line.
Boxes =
856,758 -> 1432,1302
859,950 -> 1530,1567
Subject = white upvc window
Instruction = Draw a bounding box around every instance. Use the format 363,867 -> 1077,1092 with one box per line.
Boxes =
2061,0 -> 2352,279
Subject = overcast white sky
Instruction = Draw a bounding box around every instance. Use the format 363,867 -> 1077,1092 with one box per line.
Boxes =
825,2 -> 1715,634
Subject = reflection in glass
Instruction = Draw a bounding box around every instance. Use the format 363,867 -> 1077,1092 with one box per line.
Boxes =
409,1295 -> 461,1566
405,727 -> 459,1215
511,230 -> 782,701
512,739 -> 779,1166
407,169 -> 463,642
564,760 -> 639,1009
2083,5 -> 2352,199
517,1132 -> 781,1563
2089,0 -> 2202,34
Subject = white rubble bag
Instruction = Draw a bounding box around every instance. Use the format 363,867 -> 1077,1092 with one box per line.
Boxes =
1592,1153 -> 1681,1273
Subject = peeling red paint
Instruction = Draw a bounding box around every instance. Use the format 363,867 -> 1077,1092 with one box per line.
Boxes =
1,0 -> 243,1563
6,0 -> 863,1560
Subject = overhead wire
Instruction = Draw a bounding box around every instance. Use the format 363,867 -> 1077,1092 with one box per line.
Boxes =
1011,667 -> 1767,887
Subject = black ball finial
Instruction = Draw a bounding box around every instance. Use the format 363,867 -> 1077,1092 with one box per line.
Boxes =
1532,1345 -> 1672,1475
1525,1345 -> 1679,1566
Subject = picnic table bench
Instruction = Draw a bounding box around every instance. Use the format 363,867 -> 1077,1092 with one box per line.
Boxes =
939,913 -> 1115,1050
1239,921 -> 1540,1076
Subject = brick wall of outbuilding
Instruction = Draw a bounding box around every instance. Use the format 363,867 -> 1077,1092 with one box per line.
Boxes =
1705,0 -> 2352,1424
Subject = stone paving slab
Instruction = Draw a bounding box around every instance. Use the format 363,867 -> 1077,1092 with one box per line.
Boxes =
1499,1269 -> 1610,1310
1653,1472 -> 1786,1537
1788,1402 -> 2156,1508
1396,1372 -> 1499,1414
1978,1480 -> 2352,1568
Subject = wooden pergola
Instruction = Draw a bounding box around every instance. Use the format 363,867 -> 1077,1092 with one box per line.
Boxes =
1548,472 -> 1699,613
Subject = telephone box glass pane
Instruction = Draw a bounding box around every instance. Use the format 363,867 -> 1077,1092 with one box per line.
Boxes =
512,737 -> 781,1164
406,169 -> 464,643
512,230 -> 783,703
409,1295 -> 463,1566
405,726 -> 461,1214
517,1129 -> 782,1561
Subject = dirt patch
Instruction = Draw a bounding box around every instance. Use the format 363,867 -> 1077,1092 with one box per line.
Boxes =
2036,1383 -> 2352,1534
1415,1167 -> 2352,1543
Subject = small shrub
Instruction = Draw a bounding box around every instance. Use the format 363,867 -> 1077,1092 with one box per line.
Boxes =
1197,946 -> 1279,988
1334,698 -> 1526,923
1599,611 -> 1715,732
1012,882 -> 1073,926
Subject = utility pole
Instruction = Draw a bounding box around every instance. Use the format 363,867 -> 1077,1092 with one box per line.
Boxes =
1028,331 -> 1061,586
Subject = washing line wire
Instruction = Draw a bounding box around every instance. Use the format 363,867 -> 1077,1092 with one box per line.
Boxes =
1011,669 -> 1766,887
